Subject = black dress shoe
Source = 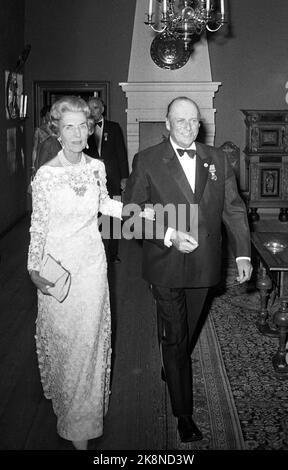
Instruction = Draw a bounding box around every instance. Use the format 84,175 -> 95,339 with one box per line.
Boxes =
177,415 -> 203,443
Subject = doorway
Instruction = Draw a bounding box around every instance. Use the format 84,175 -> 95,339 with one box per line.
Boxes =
33,80 -> 110,127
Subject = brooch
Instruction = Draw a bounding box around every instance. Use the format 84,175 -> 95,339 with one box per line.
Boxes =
93,170 -> 101,186
73,185 -> 87,197
93,170 -> 99,178
208,164 -> 217,181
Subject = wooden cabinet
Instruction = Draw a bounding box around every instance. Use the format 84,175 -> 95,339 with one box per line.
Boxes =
242,110 -> 288,222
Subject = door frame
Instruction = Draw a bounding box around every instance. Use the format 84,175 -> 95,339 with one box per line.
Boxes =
33,80 -> 110,127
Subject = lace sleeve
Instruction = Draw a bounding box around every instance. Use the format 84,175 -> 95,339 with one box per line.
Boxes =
27,169 -> 51,272
97,162 -> 123,219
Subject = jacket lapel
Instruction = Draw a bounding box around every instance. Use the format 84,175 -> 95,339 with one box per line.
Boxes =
162,141 -> 195,204
100,120 -> 107,155
87,134 -> 100,158
194,143 -> 211,203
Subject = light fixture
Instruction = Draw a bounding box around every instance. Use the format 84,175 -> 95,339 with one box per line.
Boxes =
145,1 -> 228,68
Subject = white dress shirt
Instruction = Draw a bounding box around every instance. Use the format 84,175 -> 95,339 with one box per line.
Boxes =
170,138 -> 197,192
164,138 -> 197,247
94,118 -> 104,156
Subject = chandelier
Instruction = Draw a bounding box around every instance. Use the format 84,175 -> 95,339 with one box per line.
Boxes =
145,1 -> 227,69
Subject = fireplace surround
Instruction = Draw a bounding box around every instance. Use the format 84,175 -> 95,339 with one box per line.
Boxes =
120,81 -> 221,170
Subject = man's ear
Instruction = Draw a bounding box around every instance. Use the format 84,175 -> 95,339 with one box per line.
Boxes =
165,118 -> 170,132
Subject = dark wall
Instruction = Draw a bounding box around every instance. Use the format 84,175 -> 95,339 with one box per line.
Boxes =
0,0 -> 26,234
24,0 -> 136,176
209,0 -> 288,149
19,0 -> 288,212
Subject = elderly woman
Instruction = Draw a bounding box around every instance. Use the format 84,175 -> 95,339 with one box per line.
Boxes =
27,96 -> 124,450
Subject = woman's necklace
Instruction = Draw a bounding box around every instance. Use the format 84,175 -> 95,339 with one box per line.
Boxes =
59,150 -> 86,167
58,150 -> 88,196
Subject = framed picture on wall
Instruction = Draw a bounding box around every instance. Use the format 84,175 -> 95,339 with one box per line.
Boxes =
33,80 -> 110,127
5,71 -> 23,120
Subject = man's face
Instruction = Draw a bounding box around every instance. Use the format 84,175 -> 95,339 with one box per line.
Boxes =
88,100 -> 104,122
166,100 -> 200,148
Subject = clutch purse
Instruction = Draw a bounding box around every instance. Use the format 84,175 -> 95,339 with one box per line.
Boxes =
40,253 -> 71,303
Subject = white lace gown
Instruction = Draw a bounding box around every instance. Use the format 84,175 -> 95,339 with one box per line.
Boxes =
27,152 -> 122,441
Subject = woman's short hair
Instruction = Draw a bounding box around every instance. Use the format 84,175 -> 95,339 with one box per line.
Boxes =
49,95 -> 94,136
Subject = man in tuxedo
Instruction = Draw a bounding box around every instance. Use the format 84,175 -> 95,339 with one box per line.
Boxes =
122,97 -> 252,443
86,96 -> 129,263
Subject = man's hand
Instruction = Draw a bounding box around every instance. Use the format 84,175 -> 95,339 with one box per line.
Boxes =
236,259 -> 253,284
170,229 -> 199,253
29,270 -> 55,295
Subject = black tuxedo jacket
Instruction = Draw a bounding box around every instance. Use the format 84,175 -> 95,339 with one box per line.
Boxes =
86,120 -> 129,195
36,136 -> 62,170
123,139 -> 251,288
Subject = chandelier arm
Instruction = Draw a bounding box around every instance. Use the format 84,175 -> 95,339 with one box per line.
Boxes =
149,24 -> 167,33
206,24 -> 223,33
145,1 -> 229,69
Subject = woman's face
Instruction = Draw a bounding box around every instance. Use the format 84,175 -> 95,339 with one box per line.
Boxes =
59,111 -> 89,153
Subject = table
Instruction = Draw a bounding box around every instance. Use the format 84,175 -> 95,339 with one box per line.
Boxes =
251,232 -> 288,378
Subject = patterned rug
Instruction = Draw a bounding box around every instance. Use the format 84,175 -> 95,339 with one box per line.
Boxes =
166,313 -> 245,450
112,242 -> 288,450
210,284 -> 288,450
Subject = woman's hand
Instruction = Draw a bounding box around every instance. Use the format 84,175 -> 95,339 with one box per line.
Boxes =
29,270 -> 54,295
139,207 -> 155,221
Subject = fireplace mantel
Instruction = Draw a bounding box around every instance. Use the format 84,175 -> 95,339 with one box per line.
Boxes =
120,81 -> 221,170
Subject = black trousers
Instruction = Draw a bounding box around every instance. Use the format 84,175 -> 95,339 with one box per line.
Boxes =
100,214 -> 121,261
103,232 -> 119,260
151,285 -> 210,417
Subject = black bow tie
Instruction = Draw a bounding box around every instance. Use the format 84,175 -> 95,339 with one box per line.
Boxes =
177,148 -> 196,158
96,121 -> 103,128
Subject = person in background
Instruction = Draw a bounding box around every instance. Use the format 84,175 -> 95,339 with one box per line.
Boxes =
28,105 -> 54,194
31,105 -> 52,173
123,96 -> 253,443
86,96 -> 129,264
31,104 -> 62,175
36,134 -> 62,170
